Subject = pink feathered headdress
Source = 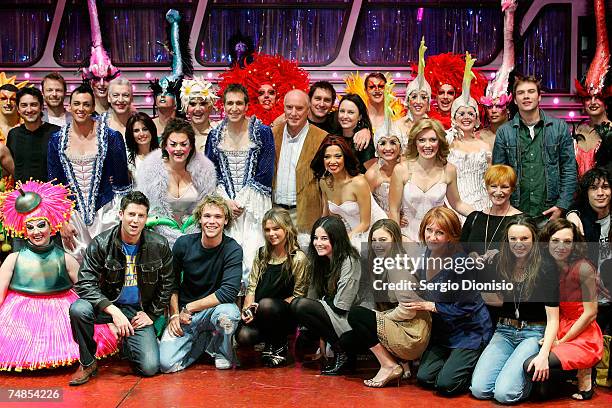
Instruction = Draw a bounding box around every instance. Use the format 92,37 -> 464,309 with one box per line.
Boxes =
0,181 -> 74,237
81,0 -> 120,81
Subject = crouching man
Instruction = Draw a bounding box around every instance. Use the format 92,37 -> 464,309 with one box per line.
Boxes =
160,195 -> 242,372
69,191 -> 174,385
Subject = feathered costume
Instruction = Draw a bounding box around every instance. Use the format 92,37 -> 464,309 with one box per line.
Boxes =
81,0 -> 120,84
149,9 -> 194,115
0,181 -> 117,371
344,72 -> 406,123
575,0 -> 612,172
446,53 -> 492,214
217,53 -> 310,125
135,150 -> 217,248
481,0 -> 517,109
422,52 -> 487,129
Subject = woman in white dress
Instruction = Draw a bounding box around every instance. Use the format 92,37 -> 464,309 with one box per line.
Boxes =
365,119 -> 406,216
445,52 -> 491,217
310,135 -> 386,244
388,119 -> 474,241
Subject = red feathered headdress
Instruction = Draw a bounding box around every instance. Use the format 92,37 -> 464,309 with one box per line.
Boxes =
422,53 -> 488,101
217,53 -> 310,125
575,0 -> 612,99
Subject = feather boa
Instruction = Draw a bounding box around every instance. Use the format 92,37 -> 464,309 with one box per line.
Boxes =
135,149 -> 217,246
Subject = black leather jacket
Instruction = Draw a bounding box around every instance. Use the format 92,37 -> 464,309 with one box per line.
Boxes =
74,224 -> 174,320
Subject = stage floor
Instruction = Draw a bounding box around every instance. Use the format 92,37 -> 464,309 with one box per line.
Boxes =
1,351 -> 611,408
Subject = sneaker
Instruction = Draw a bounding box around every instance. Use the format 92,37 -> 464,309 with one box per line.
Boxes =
265,343 -> 288,368
215,355 -> 232,370
261,343 -> 273,365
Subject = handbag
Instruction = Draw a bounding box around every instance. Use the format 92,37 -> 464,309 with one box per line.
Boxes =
596,334 -> 612,387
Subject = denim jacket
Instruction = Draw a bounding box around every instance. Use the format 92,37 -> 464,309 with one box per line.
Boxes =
492,110 -> 577,210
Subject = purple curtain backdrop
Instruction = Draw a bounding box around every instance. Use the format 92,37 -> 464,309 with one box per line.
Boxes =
54,0 -> 194,66
0,3 -> 54,66
197,6 -> 350,66
515,5 -> 571,92
0,0 -> 572,92
350,6 -> 503,66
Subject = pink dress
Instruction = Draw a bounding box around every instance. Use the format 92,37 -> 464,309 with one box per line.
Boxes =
0,244 -> 117,371
551,259 -> 604,370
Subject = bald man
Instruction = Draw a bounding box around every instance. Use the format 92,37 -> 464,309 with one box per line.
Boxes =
273,90 -> 326,239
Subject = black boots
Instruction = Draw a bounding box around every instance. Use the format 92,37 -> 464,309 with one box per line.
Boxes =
321,350 -> 355,376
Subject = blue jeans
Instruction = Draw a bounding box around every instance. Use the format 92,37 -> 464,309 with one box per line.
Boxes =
69,300 -> 160,376
159,303 -> 240,373
470,323 -> 545,404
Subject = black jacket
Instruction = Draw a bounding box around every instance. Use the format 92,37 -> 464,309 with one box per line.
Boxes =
74,224 -> 174,320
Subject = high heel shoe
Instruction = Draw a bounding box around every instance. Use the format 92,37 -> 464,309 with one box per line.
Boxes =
571,370 -> 595,401
571,387 -> 595,401
363,365 -> 404,388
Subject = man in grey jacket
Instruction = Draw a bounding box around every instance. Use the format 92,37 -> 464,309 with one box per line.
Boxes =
492,75 -> 576,219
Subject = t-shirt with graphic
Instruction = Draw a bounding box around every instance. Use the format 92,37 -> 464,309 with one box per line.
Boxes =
116,243 -> 140,305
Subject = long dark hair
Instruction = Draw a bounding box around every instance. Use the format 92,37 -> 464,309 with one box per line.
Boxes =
339,93 -> 373,135
125,112 -> 159,164
367,218 -> 405,266
539,218 -> 588,264
308,216 -> 360,298
497,216 -> 540,298
310,134 -> 360,179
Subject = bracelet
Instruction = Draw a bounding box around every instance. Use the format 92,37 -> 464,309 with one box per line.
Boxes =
169,314 -> 180,320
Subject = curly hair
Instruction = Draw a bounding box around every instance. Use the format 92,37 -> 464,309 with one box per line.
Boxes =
405,118 -> 450,164
310,134 -> 360,179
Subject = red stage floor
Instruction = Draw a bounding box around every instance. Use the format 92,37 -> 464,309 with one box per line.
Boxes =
1,351 -> 611,408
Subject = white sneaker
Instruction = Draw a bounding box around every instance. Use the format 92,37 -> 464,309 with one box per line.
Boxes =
215,355 -> 231,370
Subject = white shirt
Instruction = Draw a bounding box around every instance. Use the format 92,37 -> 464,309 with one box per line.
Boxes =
43,110 -> 71,127
274,123 -> 309,206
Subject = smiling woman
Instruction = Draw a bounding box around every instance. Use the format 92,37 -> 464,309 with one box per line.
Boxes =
136,118 -> 217,248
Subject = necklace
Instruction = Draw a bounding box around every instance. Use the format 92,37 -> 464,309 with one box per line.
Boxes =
484,205 -> 510,252
512,265 -> 527,319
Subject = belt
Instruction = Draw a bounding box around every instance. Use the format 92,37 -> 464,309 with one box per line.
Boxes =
498,317 -> 546,329
275,203 -> 296,210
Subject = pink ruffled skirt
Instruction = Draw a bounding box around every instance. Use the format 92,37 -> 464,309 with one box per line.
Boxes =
0,290 -> 118,371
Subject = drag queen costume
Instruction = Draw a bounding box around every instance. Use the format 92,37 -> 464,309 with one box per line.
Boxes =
136,150 -> 217,248
395,38 -> 432,143
217,52 -> 310,126
47,119 -> 131,262
344,72 -> 405,134
205,117 -> 275,286
445,53 -> 491,215
573,0 -> 612,175
424,52 -> 487,130
179,76 -> 220,152
0,181 -> 117,371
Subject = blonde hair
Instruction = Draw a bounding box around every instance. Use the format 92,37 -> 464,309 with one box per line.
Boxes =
484,164 -> 517,191
192,194 -> 233,229
418,207 -> 462,244
256,207 -> 302,282
405,118 -> 449,164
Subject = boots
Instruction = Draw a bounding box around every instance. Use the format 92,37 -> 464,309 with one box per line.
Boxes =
321,349 -> 355,376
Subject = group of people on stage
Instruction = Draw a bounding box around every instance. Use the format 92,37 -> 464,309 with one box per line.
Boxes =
0,62 -> 609,404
